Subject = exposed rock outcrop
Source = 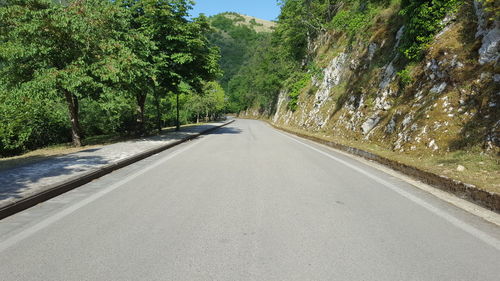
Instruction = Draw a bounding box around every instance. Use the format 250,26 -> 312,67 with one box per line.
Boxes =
270,2 -> 499,154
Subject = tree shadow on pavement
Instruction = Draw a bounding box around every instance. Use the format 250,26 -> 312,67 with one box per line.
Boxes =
0,154 -> 108,202
206,126 -> 242,135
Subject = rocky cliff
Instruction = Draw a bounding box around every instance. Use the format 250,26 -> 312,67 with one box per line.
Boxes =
256,1 -> 499,155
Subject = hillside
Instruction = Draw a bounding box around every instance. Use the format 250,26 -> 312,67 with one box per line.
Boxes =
207,13 -> 275,111
233,0 -> 499,193
223,13 -> 276,33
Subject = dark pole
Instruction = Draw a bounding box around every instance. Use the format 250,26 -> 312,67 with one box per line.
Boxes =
176,91 -> 180,131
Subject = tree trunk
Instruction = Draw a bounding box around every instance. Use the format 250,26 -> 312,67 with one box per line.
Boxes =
155,95 -> 162,132
176,92 -> 180,131
136,93 -> 147,136
196,112 -> 199,124
64,91 -> 82,147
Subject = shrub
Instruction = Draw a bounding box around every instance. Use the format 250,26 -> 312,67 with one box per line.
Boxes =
397,68 -> 413,88
287,74 -> 311,111
399,0 -> 461,61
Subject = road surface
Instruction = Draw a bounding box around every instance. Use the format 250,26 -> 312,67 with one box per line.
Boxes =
0,119 -> 499,280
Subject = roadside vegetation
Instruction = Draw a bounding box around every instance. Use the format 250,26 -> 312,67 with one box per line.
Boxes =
274,124 -> 500,193
206,12 -> 276,113
226,0 -> 470,111
0,0 -> 226,157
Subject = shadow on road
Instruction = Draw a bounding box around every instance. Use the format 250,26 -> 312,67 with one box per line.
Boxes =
207,126 -> 242,135
0,153 -> 108,201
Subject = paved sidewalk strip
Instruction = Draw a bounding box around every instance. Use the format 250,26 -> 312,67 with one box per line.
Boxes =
0,121 -> 231,210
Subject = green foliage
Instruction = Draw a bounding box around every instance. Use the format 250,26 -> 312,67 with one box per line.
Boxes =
223,0 -> 338,113
307,62 -> 324,80
80,93 -> 136,136
329,3 -> 379,37
396,68 -> 413,88
227,31 -> 295,112
208,13 -> 262,90
187,81 -> 226,121
276,0 -> 335,60
249,18 -> 263,27
0,0 -> 145,149
0,0 -> 221,156
399,0 -> 461,61
0,88 -> 70,156
287,74 -> 311,111
222,0 -> 336,113
479,0 -> 499,20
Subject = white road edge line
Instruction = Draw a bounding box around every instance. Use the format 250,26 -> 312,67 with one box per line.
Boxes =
274,130 -> 500,251
0,136 -> 208,253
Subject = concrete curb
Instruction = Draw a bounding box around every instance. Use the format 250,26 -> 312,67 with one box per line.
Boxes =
269,123 -> 500,213
0,120 -> 235,220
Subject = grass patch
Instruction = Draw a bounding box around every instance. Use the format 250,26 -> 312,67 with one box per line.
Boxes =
273,122 -> 500,194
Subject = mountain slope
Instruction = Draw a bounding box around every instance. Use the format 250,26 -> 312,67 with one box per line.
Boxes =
222,13 -> 276,33
207,13 -> 275,111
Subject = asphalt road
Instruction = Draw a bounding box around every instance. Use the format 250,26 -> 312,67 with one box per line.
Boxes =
0,119 -> 499,281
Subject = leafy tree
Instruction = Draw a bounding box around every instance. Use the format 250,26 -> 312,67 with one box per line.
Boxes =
203,81 -> 226,120
187,81 -> 225,122
122,0 -> 220,132
0,84 -> 70,156
276,0 -> 336,60
399,0 -> 461,61
0,0 -> 143,146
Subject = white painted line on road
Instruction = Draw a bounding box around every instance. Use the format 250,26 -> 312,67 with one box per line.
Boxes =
275,130 -> 500,251
0,137 -> 207,253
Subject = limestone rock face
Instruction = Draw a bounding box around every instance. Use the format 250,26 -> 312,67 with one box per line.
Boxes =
474,1 -> 500,64
267,3 -> 499,153
362,114 -> 381,135
478,26 -> 500,65
313,53 -> 348,107
430,82 -> 447,94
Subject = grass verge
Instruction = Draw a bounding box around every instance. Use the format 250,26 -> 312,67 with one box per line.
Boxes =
273,122 -> 500,195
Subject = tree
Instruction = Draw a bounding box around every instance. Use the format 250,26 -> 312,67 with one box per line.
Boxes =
0,0 -> 141,146
121,0 -> 220,132
187,81 -> 225,122
202,81 -> 226,120
400,0 -> 461,61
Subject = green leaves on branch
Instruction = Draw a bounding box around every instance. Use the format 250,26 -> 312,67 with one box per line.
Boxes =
396,68 -> 413,89
0,0 -> 141,148
0,0 -> 221,156
328,3 -> 378,37
399,0 -> 461,61
287,73 -> 311,111
188,81 -> 226,122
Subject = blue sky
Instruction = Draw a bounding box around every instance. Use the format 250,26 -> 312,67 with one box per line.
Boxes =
190,0 -> 281,21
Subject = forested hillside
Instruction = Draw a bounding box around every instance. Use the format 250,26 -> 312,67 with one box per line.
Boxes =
206,12 -> 275,112
234,0 -> 499,191
0,0 -> 225,156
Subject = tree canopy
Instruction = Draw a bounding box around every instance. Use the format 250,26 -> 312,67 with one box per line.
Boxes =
0,0 -> 222,156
